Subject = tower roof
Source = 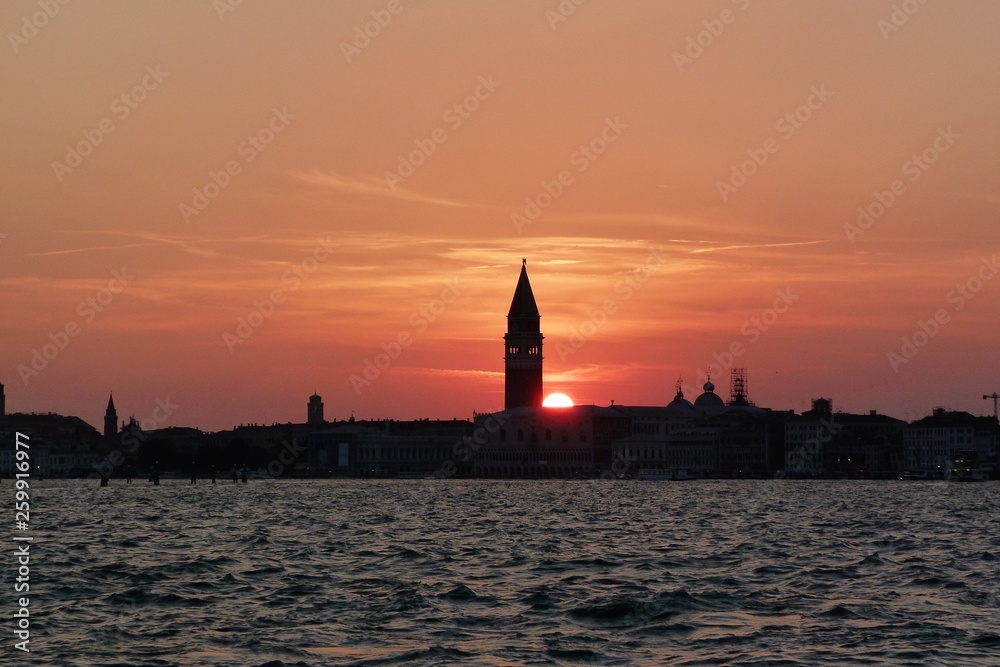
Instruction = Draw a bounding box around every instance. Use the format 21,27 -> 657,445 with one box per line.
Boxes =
106,393 -> 116,411
507,259 -> 540,318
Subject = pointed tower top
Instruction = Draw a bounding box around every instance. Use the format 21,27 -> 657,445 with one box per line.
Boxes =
106,393 -> 116,411
508,259 -> 540,318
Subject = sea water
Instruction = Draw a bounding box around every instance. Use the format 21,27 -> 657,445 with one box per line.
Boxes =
18,479 -> 1000,666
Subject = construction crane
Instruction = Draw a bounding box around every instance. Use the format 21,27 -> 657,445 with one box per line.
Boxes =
984,392 -> 999,420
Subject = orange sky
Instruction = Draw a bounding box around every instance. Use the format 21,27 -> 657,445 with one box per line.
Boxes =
2,1 -> 999,431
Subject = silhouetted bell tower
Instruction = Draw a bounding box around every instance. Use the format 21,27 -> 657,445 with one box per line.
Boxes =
504,259 -> 543,409
307,393 -> 324,426
104,393 -> 118,440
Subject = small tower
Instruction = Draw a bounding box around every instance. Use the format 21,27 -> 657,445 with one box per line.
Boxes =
307,393 -> 324,426
104,393 -> 118,440
504,259 -> 544,410
0,380 -> 5,417
810,397 -> 833,417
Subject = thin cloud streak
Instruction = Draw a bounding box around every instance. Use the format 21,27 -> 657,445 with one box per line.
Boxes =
688,240 -> 832,254
295,170 -> 476,209
27,243 -> 161,257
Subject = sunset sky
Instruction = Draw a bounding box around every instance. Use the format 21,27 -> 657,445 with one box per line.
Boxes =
2,1 -> 998,432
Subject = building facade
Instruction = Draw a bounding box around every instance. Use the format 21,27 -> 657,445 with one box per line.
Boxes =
904,409 -> 997,476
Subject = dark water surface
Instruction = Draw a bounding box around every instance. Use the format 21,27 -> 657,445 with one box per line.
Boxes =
19,480 -> 1000,666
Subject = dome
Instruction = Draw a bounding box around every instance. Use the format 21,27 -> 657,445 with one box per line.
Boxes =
666,380 -> 698,416
666,393 -> 698,417
694,380 -> 725,408
670,388 -> 693,408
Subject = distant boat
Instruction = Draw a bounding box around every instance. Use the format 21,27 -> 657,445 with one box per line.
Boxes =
948,450 -> 987,482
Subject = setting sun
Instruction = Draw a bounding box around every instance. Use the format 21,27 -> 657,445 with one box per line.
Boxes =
542,393 -> 574,408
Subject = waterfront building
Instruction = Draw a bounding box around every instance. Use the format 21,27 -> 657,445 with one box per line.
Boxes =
0,412 -> 103,477
784,398 -> 905,477
307,418 -> 473,477
610,382 -> 773,478
470,405 -> 628,478
904,409 -> 998,476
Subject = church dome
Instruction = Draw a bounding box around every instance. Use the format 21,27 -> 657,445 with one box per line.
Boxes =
667,393 -> 697,417
670,388 -> 693,408
694,380 -> 725,407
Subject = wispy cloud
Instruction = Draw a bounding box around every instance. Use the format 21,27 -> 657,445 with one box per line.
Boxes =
544,362 -> 675,386
294,170 -> 475,209
27,242 -> 160,257
24,231 -> 340,264
688,239 -> 831,254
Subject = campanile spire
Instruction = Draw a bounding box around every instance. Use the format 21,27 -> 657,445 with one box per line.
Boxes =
504,260 -> 543,409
